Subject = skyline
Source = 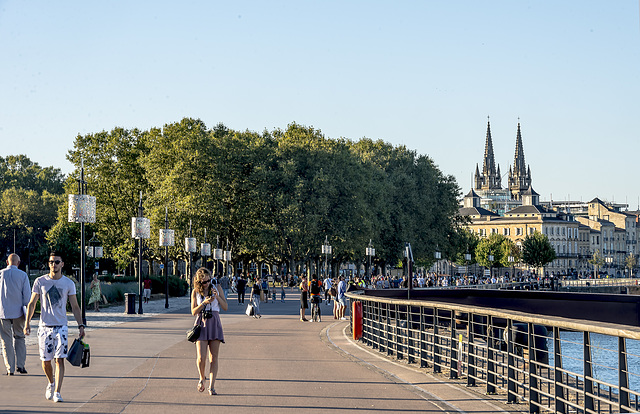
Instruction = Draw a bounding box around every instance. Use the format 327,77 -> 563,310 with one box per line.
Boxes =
1,1 -> 639,207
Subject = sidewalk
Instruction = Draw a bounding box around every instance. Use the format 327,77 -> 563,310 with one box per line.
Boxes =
0,290 -> 527,413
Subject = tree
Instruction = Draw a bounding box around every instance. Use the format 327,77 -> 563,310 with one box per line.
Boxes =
521,232 -> 556,275
452,227 -> 479,265
625,254 -> 637,277
476,233 -> 507,268
0,155 -> 65,270
587,249 -> 605,278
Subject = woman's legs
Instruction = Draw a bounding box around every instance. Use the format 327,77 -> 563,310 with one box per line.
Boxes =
196,340 -> 207,391
252,294 -> 261,315
208,340 -> 222,392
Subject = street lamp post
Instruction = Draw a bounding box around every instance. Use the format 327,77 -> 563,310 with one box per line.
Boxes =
508,255 -> 515,282
214,235 -> 223,279
201,229 -> 211,274
224,241 -> 232,278
321,236 -> 332,278
405,243 -> 414,299
86,233 -> 103,279
464,251 -> 472,282
68,161 -> 96,325
488,252 -> 494,281
185,220 -> 197,293
434,249 -> 442,279
159,207 -> 175,309
131,191 -> 150,314
366,239 -> 375,281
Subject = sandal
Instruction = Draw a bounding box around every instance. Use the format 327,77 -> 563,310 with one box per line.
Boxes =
208,388 -> 217,395
197,379 -> 205,392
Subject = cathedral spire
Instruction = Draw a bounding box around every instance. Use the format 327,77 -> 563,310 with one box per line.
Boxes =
475,118 -> 502,190
508,121 -> 531,200
513,122 -> 526,177
482,119 -> 497,179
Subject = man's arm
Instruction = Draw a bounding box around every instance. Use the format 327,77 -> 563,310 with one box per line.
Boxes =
24,292 -> 39,336
22,274 -> 31,307
68,294 -> 86,338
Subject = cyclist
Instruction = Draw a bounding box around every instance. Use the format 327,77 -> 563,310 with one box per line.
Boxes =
308,274 -> 323,322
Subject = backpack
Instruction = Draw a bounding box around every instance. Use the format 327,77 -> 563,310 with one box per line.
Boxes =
310,279 -> 321,295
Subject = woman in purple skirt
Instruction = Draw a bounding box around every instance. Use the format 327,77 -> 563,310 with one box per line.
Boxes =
191,267 -> 228,395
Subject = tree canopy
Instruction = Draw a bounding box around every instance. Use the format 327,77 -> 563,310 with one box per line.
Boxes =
45,118 -> 463,276
0,155 -> 65,270
521,231 -> 556,271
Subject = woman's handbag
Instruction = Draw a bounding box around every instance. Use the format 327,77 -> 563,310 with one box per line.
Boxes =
245,303 -> 255,317
187,320 -> 202,342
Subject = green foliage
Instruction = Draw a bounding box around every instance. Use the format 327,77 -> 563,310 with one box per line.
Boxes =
45,118 -> 464,276
521,232 -> 556,269
0,155 -> 65,268
452,227 -> 479,265
476,233 -> 508,268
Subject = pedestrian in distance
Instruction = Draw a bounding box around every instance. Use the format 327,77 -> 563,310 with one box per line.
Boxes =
308,274 -> 323,322
88,273 -> 102,312
250,279 -> 261,318
299,276 -> 309,321
191,267 -> 227,395
280,280 -> 286,303
219,273 -> 230,300
0,253 -> 31,376
236,274 -> 246,304
337,275 -> 348,320
142,275 -> 152,304
24,252 -> 85,403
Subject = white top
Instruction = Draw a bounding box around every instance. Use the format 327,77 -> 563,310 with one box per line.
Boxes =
0,265 -> 31,319
196,291 -> 220,312
323,278 -> 332,290
32,275 -> 76,326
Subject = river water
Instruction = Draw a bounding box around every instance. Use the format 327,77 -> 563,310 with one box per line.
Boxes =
552,331 -> 640,393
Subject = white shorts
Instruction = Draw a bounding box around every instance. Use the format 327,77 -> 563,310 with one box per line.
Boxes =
38,325 -> 69,361
143,289 -> 151,299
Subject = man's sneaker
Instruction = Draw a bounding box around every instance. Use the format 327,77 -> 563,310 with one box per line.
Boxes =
16,367 -> 27,374
340,317 -> 347,320
45,383 -> 54,400
53,392 -> 64,402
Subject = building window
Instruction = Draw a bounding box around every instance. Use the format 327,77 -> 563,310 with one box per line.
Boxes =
516,228 -> 523,236
503,228 -> 510,236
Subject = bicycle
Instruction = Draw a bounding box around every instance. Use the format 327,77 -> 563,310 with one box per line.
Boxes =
310,295 -> 321,322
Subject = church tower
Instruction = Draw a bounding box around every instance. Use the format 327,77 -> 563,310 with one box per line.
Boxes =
474,119 -> 502,191
508,122 -> 532,200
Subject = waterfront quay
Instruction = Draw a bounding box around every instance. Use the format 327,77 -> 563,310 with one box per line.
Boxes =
0,292 -> 526,413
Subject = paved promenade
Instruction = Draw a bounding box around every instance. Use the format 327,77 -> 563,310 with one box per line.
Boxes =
0,289 -> 527,413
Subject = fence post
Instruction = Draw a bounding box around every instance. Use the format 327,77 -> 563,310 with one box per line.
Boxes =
487,315 -> 496,394
507,319 -> 517,403
553,327 -> 566,414
583,331 -> 594,413
528,322 -> 539,413
433,308 -> 441,373
450,312 -> 458,379
619,336 -> 630,413
467,313 -> 476,387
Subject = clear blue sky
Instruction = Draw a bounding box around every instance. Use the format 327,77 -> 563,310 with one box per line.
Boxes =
1,1 -> 639,207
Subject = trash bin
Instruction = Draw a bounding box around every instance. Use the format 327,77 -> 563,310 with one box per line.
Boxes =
124,293 -> 136,314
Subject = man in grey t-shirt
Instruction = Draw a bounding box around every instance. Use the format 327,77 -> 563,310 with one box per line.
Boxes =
25,252 -> 85,403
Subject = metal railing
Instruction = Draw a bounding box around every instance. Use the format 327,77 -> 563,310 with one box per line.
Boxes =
347,291 -> 640,413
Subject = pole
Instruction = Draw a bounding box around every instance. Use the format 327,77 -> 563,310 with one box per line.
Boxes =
164,207 -> 169,309
137,192 -> 144,315
79,167 -> 87,325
